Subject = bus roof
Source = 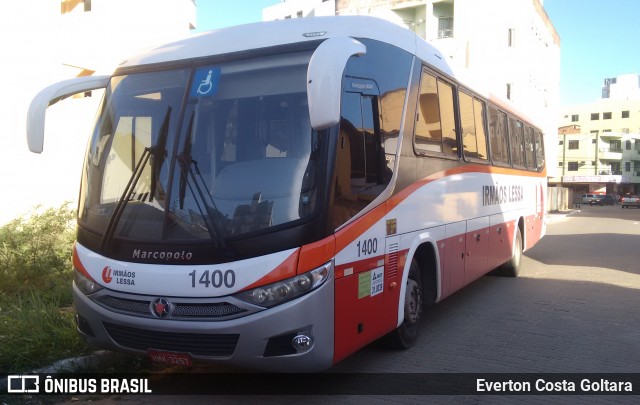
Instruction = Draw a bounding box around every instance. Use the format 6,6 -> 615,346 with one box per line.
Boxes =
118,15 -> 540,129
119,15 -> 454,76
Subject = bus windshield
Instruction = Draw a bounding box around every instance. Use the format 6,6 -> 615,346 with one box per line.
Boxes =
78,51 -> 322,244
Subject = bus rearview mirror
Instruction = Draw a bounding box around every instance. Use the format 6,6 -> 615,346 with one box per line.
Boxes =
307,37 -> 366,130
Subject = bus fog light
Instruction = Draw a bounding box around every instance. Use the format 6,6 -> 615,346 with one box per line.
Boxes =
292,334 -> 312,351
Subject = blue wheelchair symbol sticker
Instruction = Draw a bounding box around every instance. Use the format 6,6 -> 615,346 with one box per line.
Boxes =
190,67 -> 220,98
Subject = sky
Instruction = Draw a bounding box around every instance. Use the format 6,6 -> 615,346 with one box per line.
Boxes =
195,0 -> 640,107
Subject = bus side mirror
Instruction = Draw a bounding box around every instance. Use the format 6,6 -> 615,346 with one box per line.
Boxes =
26,75 -> 110,153
307,37 -> 366,130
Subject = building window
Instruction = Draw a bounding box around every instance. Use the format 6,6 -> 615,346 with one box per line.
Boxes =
592,139 -> 596,144
625,162 -> 631,172
568,140 -> 579,150
610,140 -> 622,152
508,28 -> 516,47
603,112 -> 612,120
297,11 -> 303,18
591,113 -> 599,120
438,17 -> 454,39
571,114 -> 579,122
622,110 -> 630,118
558,140 -> 563,145
568,162 -> 579,171
506,83 -> 512,100
626,140 -> 632,150
558,162 -> 563,167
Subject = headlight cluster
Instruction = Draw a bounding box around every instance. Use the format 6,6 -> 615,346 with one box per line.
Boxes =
74,268 -> 103,295
235,261 -> 332,308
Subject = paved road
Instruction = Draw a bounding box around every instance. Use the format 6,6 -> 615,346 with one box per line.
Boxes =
57,206 -> 640,403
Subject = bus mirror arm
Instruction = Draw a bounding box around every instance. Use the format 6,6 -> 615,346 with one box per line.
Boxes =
26,75 -> 110,153
307,37 -> 366,130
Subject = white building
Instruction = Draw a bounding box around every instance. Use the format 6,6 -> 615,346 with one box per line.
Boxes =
0,0 -> 195,224
602,74 -> 640,100
263,0 -> 337,20
264,0 -> 561,178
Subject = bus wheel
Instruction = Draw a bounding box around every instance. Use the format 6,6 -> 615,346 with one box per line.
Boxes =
382,259 -> 422,349
500,227 -> 522,277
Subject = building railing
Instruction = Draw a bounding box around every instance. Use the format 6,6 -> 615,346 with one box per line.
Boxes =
599,170 -> 622,175
599,147 -> 623,153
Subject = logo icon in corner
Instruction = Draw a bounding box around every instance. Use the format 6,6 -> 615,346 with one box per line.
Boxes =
151,298 -> 172,318
102,266 -> 113,283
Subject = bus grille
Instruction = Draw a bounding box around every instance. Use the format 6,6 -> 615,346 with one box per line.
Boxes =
95,295 -> 247,320
103,322 -> 239,357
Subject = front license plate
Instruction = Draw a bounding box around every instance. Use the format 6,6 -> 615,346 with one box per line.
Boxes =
148,350 -> 193,367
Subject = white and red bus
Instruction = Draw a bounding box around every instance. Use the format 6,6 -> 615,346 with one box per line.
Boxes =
26,16 -> 546,371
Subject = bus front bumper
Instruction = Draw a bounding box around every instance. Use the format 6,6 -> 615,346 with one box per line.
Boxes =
73,275 -> 334,372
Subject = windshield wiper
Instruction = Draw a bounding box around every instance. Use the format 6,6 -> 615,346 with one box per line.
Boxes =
100,106 -> 171,252
177,112 -> 228,249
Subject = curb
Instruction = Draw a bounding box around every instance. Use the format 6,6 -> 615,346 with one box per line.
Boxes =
547,209 -> 578,223
0,351 -> 115,392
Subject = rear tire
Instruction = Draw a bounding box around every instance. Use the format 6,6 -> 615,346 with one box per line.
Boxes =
382,259 -> 422,349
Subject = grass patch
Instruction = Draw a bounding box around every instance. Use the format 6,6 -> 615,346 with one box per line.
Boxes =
0,292 -> 90,374
0,204 -> 92,374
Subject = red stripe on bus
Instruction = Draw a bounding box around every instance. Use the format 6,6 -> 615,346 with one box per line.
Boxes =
296,165 -> 545,282
334,254 -> 386,279
72,243 -> 93,281
241,248 -> 299,291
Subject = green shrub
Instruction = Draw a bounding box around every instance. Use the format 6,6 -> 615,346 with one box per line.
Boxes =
0,203 -> 88,373
0,203 -> 76,306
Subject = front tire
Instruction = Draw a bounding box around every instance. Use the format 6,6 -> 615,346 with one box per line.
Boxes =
382,259 -> 422,349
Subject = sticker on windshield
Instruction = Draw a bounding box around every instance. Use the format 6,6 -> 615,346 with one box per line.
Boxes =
190,67 -> 221,98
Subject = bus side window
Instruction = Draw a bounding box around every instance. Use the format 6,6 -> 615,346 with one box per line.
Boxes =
414,70 -> 458,157
508,116 -> 525,168
333,91 -> 386,229
438,80 -> 458,156
460,91 -> 488,161
535,130 -> 545,171
525,125 -> 536,171
488,106 -> 510,165
414,71 -> 442,153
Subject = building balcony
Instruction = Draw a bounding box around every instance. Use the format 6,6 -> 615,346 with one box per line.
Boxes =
598,147 -> 623,160
599,132 -> 624,141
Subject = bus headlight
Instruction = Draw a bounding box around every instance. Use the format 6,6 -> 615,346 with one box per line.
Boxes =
74,268 -> 103,295
235,261 -> 332,308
